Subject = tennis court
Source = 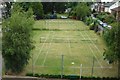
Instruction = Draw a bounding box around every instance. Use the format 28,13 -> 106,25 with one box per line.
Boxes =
26,19 -> 118,77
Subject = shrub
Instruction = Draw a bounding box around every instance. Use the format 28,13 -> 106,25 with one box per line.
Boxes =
2,4 -> 34,73
26,73 -> 119,80
85,17 -> 93,25
34,73 -> 40,77
76,3 -> 91,20
104,15 -> 116,24
96,12 -> 108,22
26,73 -> 33,76
89,22 -> 94,30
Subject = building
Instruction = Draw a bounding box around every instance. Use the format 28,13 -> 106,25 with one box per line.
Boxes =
110,0 -> 120,20
91,0 -> 120,20
104,2 -> 115,12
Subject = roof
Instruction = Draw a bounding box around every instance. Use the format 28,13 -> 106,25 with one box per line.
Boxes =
104,2 -> 115,7
111,6 -> 120,11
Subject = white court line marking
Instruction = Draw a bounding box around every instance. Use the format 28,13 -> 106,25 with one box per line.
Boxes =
83,26 -> 109,64
37,65 -> 112,69
33,21 -> 51,65
78,28 -> 103,67
73,22 -> 103,68
42,29 -> 54,66
84,30 -> 102,56
89,46 -> 103,68
65,29 -> 72,59
76,21 -> 112,68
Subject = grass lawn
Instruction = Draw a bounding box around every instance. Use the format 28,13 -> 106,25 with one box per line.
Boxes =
25,19 -> 118,77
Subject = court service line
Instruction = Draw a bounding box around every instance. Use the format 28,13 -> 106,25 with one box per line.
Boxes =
84,31 -> 102,56
74,22 -> 103,68
65,27 -> 73,60
78,26 -> 103,68
42,28 -> 55,66
33,21 -> 51,65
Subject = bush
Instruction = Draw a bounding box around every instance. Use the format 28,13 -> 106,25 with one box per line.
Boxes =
26,73 -> 33,76
2,4 -> 34,73
89,22 -> 94,30
85,17 -> 93,25
104,15 -> 116,24
49,14 -> 57,19
76,3 -> 91,20
32,2 -> 44,20
96,12 -> 116,24
96,12 -> 108,22
44,14 -> 50,19
26,73 -> 118,80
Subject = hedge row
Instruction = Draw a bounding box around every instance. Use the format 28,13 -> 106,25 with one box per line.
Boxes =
26,73 -> 119,80
32,28 -> 82,31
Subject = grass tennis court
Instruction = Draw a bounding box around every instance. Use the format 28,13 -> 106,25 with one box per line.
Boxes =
25,19 -> 118,77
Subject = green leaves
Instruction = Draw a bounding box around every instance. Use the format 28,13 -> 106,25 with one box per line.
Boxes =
32,2 -> 44,19
103,22 -> 120,63
76,3 -> 91,20
2,4 -> 34,73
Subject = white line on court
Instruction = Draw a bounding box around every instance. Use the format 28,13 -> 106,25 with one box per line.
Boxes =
84,31 -> 103,56
66,27 -> 73,60
89,46 -> 103,68
73,22 -> 103,68
33,21 -> 51,65
37,65 -> 112,69
42,28 -> 54,66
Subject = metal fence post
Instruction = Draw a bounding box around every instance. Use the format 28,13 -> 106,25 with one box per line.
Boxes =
61,54 -> 64,79
91,56 -> 95,77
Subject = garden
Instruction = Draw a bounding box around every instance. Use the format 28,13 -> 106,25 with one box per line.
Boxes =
1,2 -> 120,79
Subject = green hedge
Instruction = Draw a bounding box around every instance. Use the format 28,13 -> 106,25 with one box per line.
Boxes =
26,73 -> 119,80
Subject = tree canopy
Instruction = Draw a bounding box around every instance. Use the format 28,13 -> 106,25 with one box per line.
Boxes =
103,22 -> 120,63
76,3 -> 91,20
18,2 -> 44,19
103,22 -> 120,77
2,4 -> 34,73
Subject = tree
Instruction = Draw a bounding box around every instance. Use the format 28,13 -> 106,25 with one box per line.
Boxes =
2,4 -> 34,73
32,2 -> 44,19
104,14 -> 116,24
54,2 -> 67,13
18,2 -> 32,12
103,22 -> 120,77
42,2 -> 54,14
76,3 -> 91,20
18,2 -> 44,19
3,2 -> 12,19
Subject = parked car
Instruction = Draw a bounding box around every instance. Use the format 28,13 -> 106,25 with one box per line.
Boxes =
60,16 -> 67,19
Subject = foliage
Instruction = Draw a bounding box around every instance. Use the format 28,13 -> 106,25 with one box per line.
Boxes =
96,12 -> 108,21
103,22 -> 120,63
76,3 -> 91,20
42,2 -> 54,14
85,16 -> 99,31
42,2 -> 68,14
18,2 -> 44,19
2,4 -> 34,73
69,7 -> 77,18
18,2 -> 32,11
66,2 -> 78,8
85,17 -> 93,25
3,2 -> 12,19
32,2 -> 44,19
96,12 -> 115,23
26,73 -> 119,80
89,22 -> 94,30
54,2 -> 67,13
104,14 -> 116,24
